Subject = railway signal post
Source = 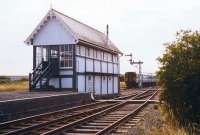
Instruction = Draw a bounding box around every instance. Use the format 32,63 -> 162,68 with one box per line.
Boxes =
125,53 -> 144,88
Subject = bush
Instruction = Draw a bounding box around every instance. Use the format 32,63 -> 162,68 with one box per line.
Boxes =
157,30 -> 200,134
0,76 -> 11,84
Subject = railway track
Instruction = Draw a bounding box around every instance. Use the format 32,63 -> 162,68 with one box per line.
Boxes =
39,90 -> 157,135
114,89 -> 154,100
0,102 -> 117,135
95,91 -> 158,135
107,105 -> 151,135
0,89 -> 157,135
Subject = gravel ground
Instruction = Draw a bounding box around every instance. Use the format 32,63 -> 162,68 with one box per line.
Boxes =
120,88 -> 148,96
0,91 -> 74,101
125,104 -> 163,135
125,103 -> 187,135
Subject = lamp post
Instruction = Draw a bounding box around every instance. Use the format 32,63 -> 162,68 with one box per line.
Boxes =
125,53 -> 143,88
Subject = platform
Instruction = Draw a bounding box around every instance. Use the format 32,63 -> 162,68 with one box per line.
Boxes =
0,91 -> 92,123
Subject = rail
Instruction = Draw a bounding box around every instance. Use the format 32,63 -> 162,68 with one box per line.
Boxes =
96,90 -> 158,135
42,89 -> 158,135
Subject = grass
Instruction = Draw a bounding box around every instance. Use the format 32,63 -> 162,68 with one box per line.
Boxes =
0,80 -> 28,92
120,81 -> 127,89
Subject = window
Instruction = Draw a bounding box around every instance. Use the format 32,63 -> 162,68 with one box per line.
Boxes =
76,45 -> 80,55
85,48 -> 90,57
108,53 -> 112,62
80,46 -> 85,56
42,47 -> 47,61
93,49 -> 97,59
97,51 -> 101,60
36,47 -> 49,66
51,49 -> 58,58
113,55 -> 118,63
88,76 -> 91,80
104,53 -> 107,61
36,47 -> 42,66
101,52 -> 104,60
60,45 -> 73,68
89,49 -> 93,58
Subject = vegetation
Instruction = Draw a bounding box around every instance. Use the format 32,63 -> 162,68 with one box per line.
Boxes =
0,77 -> 28,92
127,104 -> 188,135
157,30 -> 200,134
120,81 -> 127,89
120,74 -> 125,82
0,76 -> 11,84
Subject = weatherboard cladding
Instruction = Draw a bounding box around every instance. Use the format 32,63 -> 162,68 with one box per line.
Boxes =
25,9 -> 121,54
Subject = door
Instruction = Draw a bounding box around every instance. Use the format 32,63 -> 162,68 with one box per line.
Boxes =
48,46 -> 59,74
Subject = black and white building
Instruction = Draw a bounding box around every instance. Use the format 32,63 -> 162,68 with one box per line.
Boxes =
25,9 -> 122,96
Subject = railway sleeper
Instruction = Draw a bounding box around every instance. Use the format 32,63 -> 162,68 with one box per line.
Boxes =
129,119 -> 140,122
87,123 -> 110,126
79,125 -> 105,129
63,132 -> 94,135
115,128 -> 129,133
106,114 -> 125,117
98,117 -> 120,120
124,123 -> 136,126
112,130 -> 128,134
90,120 -> 114,123
71,128 -> 100,133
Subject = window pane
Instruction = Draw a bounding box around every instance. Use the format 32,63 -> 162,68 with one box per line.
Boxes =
60,45 -> 73,68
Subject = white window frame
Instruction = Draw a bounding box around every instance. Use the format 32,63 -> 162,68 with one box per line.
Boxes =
59,45 -> 73,69
36,46 -> 43,66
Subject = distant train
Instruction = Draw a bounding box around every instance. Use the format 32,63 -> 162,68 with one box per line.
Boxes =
125,72 -> 137,88
124,72 -> 157,88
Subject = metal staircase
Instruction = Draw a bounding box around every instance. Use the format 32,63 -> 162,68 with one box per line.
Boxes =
29,58 -> 59,90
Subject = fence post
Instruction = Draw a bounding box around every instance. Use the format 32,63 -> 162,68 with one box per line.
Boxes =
29,73 -> 32,91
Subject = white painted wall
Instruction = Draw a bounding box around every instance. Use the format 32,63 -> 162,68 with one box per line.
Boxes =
75,45 -> 120,96
86,59 -> 93,72
78,75 -> 85,93
49,78 -> 59,88
108,76 -> 113,94
94,76 -> 101,95
108,63 -> 113,73
76,57 -> 85,72
114,64 -> 119,74
94,61 -> 101,72
114,77 -> 118,94
102,62 -> 107,73
102,76 -> 107,94
60,70 -> 73,75
61,78 -> 72,88
86,75 -> 93,92
33,18 -> 76,45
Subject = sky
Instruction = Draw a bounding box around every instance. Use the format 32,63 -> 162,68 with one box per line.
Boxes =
0,0 -> 200,75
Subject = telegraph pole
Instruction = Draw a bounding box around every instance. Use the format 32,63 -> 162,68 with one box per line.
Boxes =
125,53 -> 144,88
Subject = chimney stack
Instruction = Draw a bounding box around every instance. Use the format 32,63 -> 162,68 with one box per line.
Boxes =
106,24 -> 109,44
